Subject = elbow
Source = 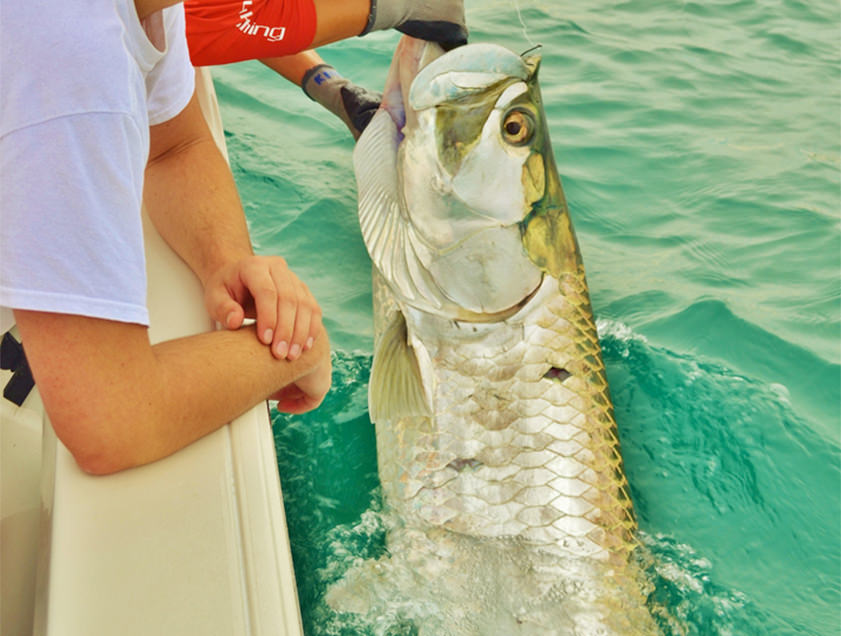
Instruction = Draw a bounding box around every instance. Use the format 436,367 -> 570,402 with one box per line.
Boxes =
66,439 -> 140,476
49,414 -> 143,476
72,448 -> 134,476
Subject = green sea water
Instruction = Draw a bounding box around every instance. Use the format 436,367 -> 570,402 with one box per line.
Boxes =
211,1 -> 841,633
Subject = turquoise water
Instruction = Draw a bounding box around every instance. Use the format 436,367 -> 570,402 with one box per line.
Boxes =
211,1 -> 840,633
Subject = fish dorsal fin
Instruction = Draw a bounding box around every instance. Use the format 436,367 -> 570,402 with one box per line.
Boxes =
353,109 -> 443,312
369,309 -> 431,424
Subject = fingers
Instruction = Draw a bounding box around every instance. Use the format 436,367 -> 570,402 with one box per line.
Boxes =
264,270 -> 321,361
245,261 -> 281,348
339,85 -> 382,140
206,256 -> 323,361
246,258 -> 317,360
285,286 -> 323,361
273,388 -> 321,415
271,350 -> 332,414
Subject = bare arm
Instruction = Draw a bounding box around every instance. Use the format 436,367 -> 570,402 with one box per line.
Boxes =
260,50 -> 325,86
144,91 -> 251,288
144,91 -> 321,360
15,310 -> 330,475
16,87 -> 333,476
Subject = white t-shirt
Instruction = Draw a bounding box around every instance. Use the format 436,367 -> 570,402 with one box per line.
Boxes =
0,1 -> 195,332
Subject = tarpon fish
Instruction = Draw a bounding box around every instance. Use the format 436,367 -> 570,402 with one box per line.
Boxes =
346,36 -> 658,633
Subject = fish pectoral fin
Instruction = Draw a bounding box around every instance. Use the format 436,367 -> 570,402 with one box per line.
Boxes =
354,108 -> 402,281
369,311 -> 431,423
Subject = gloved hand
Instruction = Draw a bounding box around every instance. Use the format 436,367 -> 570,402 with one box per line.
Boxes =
302,65 -> 382,140
361,0 -> 467,50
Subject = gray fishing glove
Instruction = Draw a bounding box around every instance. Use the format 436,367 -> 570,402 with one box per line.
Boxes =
301,65 -> 382,140
361,0 -> 468,50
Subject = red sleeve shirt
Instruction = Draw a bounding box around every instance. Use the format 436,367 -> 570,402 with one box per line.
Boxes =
184,0 -> 317,66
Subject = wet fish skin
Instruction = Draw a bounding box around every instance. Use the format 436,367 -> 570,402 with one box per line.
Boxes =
355,37 -> 638,564
372,272 -> 637,563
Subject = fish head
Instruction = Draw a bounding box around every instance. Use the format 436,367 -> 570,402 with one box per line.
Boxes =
356,39 -> 581,320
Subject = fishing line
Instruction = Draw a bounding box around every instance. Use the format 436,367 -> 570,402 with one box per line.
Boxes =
512,0 -> 539,49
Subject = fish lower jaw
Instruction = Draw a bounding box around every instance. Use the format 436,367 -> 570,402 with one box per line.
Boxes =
401,273 -> 547,332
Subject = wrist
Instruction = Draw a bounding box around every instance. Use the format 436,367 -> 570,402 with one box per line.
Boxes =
198,253 -> 247,290
361,0 -> 407,35
301,64 -> 381,140
301,64 -> 343,101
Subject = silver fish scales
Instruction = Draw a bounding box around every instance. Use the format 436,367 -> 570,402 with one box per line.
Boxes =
373,266 -> 636,562
345,35 -> 659,634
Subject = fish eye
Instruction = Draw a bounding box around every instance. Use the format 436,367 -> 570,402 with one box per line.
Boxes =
502,109 -> 533,145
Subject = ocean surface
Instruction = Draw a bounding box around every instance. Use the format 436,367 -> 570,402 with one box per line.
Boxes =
210,1 -> 840,633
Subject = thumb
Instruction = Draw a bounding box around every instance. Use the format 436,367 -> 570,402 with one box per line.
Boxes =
205,286 -> 245,330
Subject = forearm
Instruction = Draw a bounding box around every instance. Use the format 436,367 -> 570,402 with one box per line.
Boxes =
144,93 -> 252,287
16,309 -> 330,475
260,50 -> 325,86
309,0 -> 369,47
143,325 -> 330,467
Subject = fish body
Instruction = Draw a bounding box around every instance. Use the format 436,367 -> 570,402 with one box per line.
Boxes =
356,37 -> 635,562
347,37 -> 656,633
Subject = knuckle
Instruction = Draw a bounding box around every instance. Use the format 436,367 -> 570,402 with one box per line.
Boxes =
241,256 -> 261,273
256,284 -> 278,299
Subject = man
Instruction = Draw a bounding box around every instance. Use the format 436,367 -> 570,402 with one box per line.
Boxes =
0,0 -> 464,475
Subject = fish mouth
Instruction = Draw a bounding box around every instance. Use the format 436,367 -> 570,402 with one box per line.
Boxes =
379,37 -> 446,139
